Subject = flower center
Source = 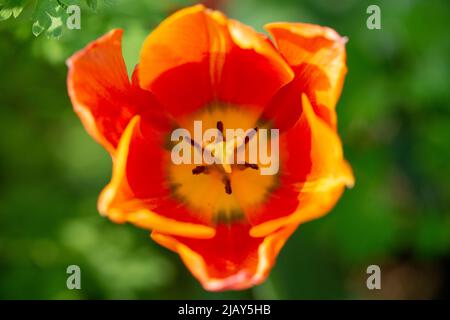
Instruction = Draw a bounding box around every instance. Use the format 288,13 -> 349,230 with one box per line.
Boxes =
190,121 -> 259,195
166,104 -> 278,223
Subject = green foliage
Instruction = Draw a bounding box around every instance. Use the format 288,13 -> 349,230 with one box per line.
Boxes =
0,0 -> 27,20
0,0 -> 99,38
84,0 -> 96,10
32,0 -> 66,38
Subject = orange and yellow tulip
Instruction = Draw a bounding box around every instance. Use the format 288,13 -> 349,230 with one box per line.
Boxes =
67,4 -> 354,291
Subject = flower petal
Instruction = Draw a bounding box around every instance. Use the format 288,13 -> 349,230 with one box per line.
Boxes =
249,95 -> 354,236
138,5 -> 293,117
218,19 -> 294,107
265,22 -> 347,128
152,223 -> 297,291
67,29 -> 136,154
259,65 -> 326,132
98,115 -> 215,239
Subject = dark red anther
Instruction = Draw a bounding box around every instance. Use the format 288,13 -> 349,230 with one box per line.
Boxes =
224,178 -> 232,195
245,163 -> 259,170
192,166 -> 206,175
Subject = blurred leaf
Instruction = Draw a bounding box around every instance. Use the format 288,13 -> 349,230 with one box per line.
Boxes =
61,217 -> 176,298
31,0 -> 66,38
1,0 -> 103,38
0,0 -> 28,21
415,213 -> 450,257
85,0 -> 96,10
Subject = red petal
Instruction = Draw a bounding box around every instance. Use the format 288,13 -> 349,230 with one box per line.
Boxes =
259,64 -> 328,132
265,22 -> 347,129
67,29 -> 135,154
98,115 -> 215,239
152,223 -> 297,291
249,95 -> 354,236
138,5 -> 293,117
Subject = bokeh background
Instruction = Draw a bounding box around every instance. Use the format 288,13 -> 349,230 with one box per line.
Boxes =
0,0 -> 449,299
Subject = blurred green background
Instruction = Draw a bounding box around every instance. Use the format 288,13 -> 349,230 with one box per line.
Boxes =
0,0 -> 449,299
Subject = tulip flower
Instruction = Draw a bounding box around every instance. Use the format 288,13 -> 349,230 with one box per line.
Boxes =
67,4 -> 354,291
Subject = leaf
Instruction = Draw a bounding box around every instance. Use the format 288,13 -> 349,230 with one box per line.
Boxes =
1,0 -> 104,38
85,0 -> 97,10
0,0 -> 28,21
31,0 -> 67,38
